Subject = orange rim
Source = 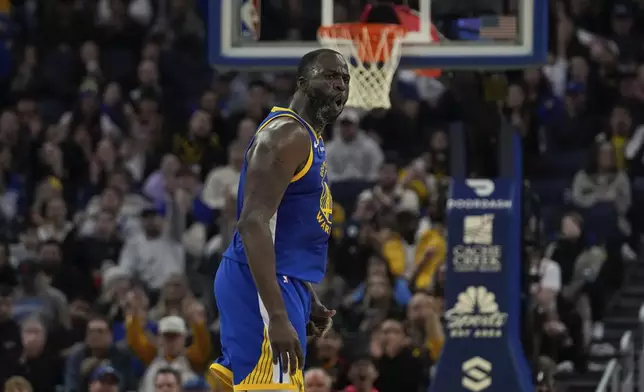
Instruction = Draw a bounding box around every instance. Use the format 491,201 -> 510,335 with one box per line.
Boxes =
318,23 -> 406,63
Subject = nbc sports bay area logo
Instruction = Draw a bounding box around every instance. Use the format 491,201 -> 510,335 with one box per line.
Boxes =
462,357 -> 492,392
445,286 -> 508,338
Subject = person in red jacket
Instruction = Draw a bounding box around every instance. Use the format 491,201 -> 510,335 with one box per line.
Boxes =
343,351 -> 379,392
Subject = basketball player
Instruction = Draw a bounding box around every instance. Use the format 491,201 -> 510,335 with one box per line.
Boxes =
210,49 -> 350,392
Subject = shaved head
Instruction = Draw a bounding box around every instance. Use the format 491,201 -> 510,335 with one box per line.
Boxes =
297,48 -> 343,80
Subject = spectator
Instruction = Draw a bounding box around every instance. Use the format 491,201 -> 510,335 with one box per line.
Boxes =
529,248 -> 562,317
88,139 -> 121,194
95,266 -> 131,324
36,197 -> 75,245
153,367 -> 182,392
85,365 -> 121,392
0,316 -> 63,392
80,187 -> 141,239
12,260 -> 69,328
304,368 -> 333,392
111,286 -> 156,379
125,293 -> 210,390
405,293 -> 444,363
182,377 -> 210,392
358,162 -> 420,216
227,80 -> 271,130
58,82 -> 121,141
39,240 -> 92,302
131,61 -> 162,104
342,272 -> 405,334
172,110 -> 223,178
345,256 -> 412,310
65,299 -> 92,348
535,356 -> 557,392
235,117 -> 258,145
343,352 -> 379,392
64,315 -> 135,392
544,212 -> 606,371
3,376 -> 32,392
372,319 -> 426,392
91,170 -> 147,222
326,109 -> 384,183
307,328 -> 348,388
10,224 -> 39,267
74,209 -> 124,285
174,167 -> 215,258
118,201 -> 185,296
381,210 -> 446,291
0,286 -> 21,362
143,154 -> 181,206
572,141 -> 631,239
201,142 -> 244,212
148,274 -> 191,321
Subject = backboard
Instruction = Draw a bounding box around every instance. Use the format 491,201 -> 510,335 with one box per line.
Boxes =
208,0 -> 548,69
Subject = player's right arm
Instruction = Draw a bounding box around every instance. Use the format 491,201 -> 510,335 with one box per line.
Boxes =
236,116 -> 311,374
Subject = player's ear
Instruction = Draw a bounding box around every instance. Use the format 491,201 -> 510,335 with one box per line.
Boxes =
296,76 -> 307,90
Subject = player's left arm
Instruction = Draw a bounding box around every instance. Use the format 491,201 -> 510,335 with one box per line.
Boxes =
305,282 -> 336,337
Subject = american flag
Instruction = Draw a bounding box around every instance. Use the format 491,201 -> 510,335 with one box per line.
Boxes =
480,16 -> 518,40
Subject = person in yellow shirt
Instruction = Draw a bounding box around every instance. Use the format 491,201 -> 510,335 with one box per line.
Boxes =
406,292 -> 444,362
381,211 -> 447,291
124,290 -> 212,374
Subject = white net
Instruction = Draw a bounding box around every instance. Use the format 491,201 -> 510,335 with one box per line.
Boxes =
318,23 -> 406,110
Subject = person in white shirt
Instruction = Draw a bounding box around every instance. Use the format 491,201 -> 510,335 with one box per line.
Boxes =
326,109 -> 384,183
118,201 -> 185,294
358,162 -> 420,215
201,141 -> 245,211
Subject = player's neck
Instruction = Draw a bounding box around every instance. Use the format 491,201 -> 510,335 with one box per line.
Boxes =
289,94 -> 325,135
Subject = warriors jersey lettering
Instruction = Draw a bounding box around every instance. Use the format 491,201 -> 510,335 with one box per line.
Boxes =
222,106 -> 332,283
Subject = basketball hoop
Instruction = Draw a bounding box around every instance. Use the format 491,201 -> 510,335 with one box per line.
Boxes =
318,23 -> 406,110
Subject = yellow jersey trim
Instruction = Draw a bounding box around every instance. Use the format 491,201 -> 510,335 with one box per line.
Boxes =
270,107 -> 318,138
290,144 -> 313,183
239,328 -> 274,385
209,363 -> 233,387
233,384 -> 298,390
255,110 -> 315,183
233,328 -> 304,390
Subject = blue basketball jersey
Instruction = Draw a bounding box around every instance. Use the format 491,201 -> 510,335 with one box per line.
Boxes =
222,106 -> 331,283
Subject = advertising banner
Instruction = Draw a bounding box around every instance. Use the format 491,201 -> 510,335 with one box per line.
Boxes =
430,179 -> 533,392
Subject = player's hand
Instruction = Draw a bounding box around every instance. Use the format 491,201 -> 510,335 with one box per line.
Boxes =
268,314 -> 304,376
308,301 -> 335,338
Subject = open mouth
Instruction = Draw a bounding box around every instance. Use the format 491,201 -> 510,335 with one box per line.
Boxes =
334,99 -> 343,107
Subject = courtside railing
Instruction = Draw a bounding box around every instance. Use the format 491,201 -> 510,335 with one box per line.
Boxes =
595,329 -> 635,392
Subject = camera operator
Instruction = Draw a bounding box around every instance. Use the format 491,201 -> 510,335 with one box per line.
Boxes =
535,356 -> 557,392
543,213 -> 606,372
528,246 -> 568,368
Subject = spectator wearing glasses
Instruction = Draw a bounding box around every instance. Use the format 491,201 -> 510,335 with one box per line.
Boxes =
63,315 -> 135,392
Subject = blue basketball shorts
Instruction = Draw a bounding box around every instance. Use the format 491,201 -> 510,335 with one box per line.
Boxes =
210,258 -> 311,391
